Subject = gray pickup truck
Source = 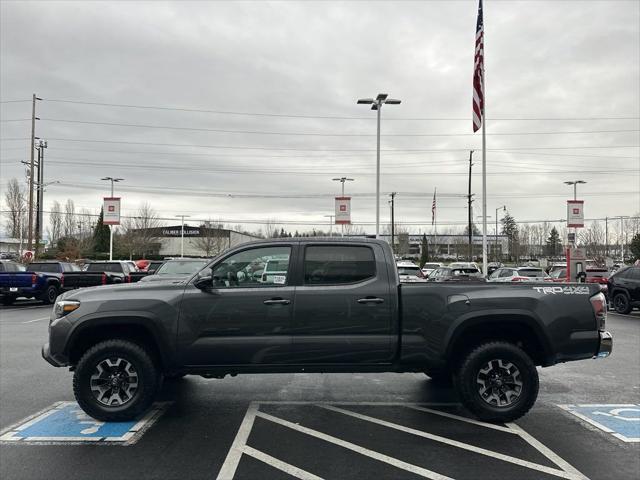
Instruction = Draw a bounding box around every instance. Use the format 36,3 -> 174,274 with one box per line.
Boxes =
42,238 -> 612,423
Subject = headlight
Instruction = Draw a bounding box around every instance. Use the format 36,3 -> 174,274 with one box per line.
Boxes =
54,300 -> 80,318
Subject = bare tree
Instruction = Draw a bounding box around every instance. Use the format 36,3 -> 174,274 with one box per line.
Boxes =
342,224 -> 366,236
47,200 -> 63,247
262,219 -> 278,239
580,221 -> 606,264
63,199 -> 76,237
192,220 -> 229,257
3,178 -> 27,239
119,203 -> 162,258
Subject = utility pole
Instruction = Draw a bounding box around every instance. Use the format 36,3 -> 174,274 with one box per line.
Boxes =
27,94 -> 41,251
605,217 -> 608,258
34,139 -> 48,257
389,192 -> 397,253
357,94 -> 401,238
323,215 -> 334,236
467,150 -> 474,261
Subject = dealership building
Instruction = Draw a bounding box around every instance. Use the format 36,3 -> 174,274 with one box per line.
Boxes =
145,225 -> 260,257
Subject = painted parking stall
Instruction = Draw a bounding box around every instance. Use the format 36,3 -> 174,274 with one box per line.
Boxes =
0,401 -> 170,445
559,404 -> 640,443
218,402 -> 588,480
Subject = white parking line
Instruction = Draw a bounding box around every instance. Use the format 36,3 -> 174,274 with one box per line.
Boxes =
217,403 -> 259,480
21,317 -> 50,324
255,411 -> 454,480
319,405 -> 584,480
242,446 -> 325,480
405,405 -> 517,434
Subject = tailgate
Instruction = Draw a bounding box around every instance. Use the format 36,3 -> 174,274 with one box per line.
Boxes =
0,272 -> 35,288
62,272 -> 105,288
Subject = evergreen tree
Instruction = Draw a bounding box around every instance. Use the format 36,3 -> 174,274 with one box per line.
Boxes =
630,233 -> 640,262
501,212 -> 519,262
419,234 -> 430,267
93,208 -> 110,254
545,227 -> 562,257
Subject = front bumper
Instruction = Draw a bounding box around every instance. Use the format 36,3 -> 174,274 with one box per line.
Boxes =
41,342 -> 68,367
594,331 -> 613,358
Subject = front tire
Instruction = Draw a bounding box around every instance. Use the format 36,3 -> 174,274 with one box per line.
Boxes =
613,293 -> 632,314
454,341 -> 539,423
73,340 -> 160,422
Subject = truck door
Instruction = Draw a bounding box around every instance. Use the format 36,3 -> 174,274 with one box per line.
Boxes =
177,245 -> 295,366
291,243 -> 395,364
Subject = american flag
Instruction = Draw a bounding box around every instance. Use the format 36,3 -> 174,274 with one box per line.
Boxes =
431,189 -> 436,225
472,0 -> 484,132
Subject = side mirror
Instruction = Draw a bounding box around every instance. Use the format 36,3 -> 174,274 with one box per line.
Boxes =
194,275 -> 213,291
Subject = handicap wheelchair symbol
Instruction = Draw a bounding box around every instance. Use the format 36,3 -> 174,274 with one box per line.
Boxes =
560,404 -> 640,442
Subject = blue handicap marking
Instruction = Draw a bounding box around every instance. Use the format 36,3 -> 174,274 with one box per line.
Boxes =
560,404 -> 640,442
0,401 -> 169,444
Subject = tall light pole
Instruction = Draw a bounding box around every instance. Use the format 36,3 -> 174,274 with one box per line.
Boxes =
357,93 -> 401,238
332,177 -> 355,237
175,215 -> 191,257
101,177 -> 124,260
495,205 -> 506,262
618,215 -> 630,262
564,180 -> 586,246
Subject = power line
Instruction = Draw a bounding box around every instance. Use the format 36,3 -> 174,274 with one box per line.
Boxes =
0,100 -> 31,104
40,98 -> 640,121
24,118 -> 640,137
29,137 -> 640,152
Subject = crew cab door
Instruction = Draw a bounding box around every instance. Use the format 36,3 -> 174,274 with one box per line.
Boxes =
177,245 -> 295,366
290,243 -> 396,364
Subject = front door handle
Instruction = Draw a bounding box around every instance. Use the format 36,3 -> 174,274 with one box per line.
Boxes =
264,298 -> 291,305
357,297 -> 385,304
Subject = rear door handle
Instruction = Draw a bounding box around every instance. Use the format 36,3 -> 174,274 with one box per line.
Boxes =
357,297 -> 385,304
263,298 -> 291,305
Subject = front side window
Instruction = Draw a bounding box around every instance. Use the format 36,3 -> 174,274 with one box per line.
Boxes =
304,245 -> 376,285
212,246 -> 291,288
499,269 -> 513,278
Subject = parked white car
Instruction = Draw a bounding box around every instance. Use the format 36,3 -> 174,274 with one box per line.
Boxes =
397,261 -> 427,283
488,267 -> 550,282
421,262 -> 443,277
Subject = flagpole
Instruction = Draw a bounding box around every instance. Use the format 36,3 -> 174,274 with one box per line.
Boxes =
481,37 -> 488,277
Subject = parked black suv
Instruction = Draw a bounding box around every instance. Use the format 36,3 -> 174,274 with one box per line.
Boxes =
607,265 -> 640,314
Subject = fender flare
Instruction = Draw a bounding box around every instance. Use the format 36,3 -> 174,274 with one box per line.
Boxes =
444,309 -> 554,364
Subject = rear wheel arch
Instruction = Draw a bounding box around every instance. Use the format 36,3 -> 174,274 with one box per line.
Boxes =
446,314 -> 552,367
67,318 -> 168,371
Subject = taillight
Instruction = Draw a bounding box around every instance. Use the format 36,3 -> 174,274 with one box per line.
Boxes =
590,292 -> 607,331
101,273 -> 107,285
60,273 -> 64,288
31,273 -> 37,286
511,276 -> 528,282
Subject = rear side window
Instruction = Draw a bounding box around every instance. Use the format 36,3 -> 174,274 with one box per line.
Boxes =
518,269 -> 545,277
629,267 -> 640,280
304,246 -> 376,285
29,263 -> 60,273
86,263 -> 124,273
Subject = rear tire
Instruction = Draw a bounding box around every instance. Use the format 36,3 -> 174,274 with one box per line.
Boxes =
613,293 -> 632,315
1,296 -> 16,306
73,339 -> 160,422
40,285 -> 58,305
454,341 -> 539,423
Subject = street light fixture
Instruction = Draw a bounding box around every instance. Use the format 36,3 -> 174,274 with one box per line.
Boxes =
100,177 -> 124,260
357,93 -> 401,238
175,215 -> 191,258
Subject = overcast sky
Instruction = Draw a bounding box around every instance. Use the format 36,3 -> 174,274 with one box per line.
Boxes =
1,0 -> 639,236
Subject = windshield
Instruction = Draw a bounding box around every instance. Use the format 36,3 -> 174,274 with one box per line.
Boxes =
586,270 -> 608,278
156,260 -> 209,275
422,263 -> 440,269
86,263 -> 124,273
398,266 -> 421,276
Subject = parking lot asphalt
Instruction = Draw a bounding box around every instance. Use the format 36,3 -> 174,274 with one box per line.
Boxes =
0,302 -> 638,480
